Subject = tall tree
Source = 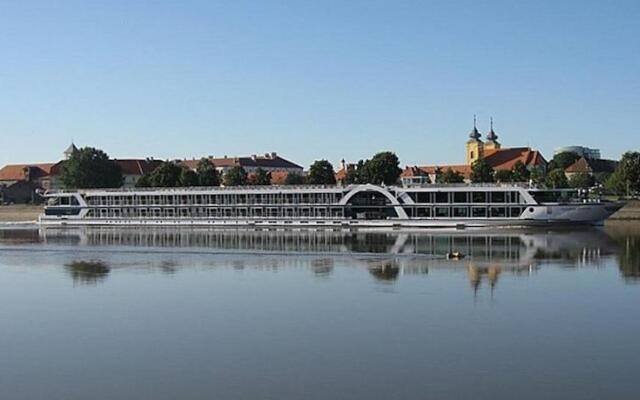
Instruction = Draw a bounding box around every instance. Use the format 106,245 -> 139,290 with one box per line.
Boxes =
180,168 -> 199,186
494,169 -> 513,183
307,160 -> 336,185
569,172 -> 595,188
613,151 -> 640,195
470,159 -> 495,183
529,166 -> 546,185
249,168 -> 272,185
223,166 -> 248,186
549,151 -> 581,170
511,161 -> 531,182
60,147 -> 123,189
196,158 -> 220,186
437,168 -> 465,183
545,168 -> 569,189
148,162 -> 183,187
344,160 -> 366,184
360,152 -> 402,185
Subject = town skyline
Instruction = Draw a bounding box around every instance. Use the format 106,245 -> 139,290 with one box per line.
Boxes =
1,1 -> 638,167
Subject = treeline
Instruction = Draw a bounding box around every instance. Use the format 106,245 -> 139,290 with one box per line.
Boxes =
58,146 -> 640,197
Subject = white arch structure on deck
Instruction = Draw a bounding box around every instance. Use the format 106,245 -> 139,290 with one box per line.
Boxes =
339,184 -> 408,219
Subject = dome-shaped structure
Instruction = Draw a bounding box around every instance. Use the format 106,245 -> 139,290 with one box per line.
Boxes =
469,116 -> 481,140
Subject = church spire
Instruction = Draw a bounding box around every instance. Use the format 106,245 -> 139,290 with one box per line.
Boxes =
486,117 -> 498,141
468,115 -> 481,140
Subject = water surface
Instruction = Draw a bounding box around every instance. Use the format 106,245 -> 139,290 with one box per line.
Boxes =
1,225 -> 639,400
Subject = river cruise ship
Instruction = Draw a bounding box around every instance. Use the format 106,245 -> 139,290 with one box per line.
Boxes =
39,184 -> 623,228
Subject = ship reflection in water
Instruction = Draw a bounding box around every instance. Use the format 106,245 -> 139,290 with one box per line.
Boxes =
4,225 -> 633,287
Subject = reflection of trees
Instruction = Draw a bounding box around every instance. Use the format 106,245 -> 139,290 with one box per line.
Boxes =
606,224 -> 640,281
66,260 -> 110,285
368,260 -> 400,281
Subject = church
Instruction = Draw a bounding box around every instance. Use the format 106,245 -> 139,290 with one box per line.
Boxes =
401,118 -> 548,185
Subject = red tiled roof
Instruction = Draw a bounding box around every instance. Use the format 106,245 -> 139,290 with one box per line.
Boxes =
0,163 -> 55,181
401,166 -> 429,177
483,147 -> 547,170
113,159 -> 163,175
565,157 -> 617,174
417,165 -> 473,179
182,154 -> 303,170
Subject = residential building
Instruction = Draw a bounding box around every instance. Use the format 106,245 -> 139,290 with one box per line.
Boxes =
181,152 -> 303,176
564,157 -> 617,182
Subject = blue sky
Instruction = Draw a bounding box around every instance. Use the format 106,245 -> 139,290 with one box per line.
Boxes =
1,0 -> 638,168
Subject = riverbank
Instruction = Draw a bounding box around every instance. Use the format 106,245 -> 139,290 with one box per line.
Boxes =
608,200 -> 640,221
0,205 -> 42,223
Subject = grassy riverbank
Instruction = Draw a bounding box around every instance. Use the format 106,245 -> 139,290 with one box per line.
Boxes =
0,205 -> 42,223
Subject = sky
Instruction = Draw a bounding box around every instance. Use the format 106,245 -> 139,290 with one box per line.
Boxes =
0,0 -> 639,169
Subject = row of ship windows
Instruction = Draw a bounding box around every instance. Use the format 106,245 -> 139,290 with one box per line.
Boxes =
84,193 -> 344,206
86,207 -> 346,219
52,205 -> 529,219
406,191 -> 522,204
402,206 -> 527,218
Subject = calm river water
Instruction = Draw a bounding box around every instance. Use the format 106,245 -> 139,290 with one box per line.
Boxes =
1,224 -> 639,400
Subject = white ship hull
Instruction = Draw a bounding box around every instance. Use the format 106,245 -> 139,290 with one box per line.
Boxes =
38,184 -> 624,229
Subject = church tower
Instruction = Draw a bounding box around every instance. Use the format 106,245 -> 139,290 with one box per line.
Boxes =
484,117 -> 501,151
466,116 -> 484,165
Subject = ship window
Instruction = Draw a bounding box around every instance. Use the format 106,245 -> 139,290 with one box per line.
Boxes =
472,192 -> 487,203
417,207 -> 430,217
510,207 -> 523,218
434,207 -> 449,217
510,191 -> 520,203
491,192 -> 506,203
471,207 -> 487,218
417,192 -> 431,203
490,207 -> 507,217
453,207 -> 468,217
435,192 -> 449,203
453,192 -> 468,203
402,207 -> 414,218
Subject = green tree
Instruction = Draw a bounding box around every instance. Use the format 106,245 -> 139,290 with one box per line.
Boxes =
249,168 -> 272,185
470,159 -> 495,183
494,169 -> 513,183
223,166 -> 248,186
60,147 -> 123,189
545,168 -> 569,189
180,168 -> 199,186
568,172 -> 595,188
549,151 -> 581,171
605,170 -> 625,195
135,174 -> 151,188
612,151 -> 640,195
437,168 -> 465,183
307,160 -> 336,185
530,166 -> 546,185
344,160 -> 366,184
284,173 -> 306,185
148,162 -> 183,187
196,158 -> 220,186
511,161 -> 531,182
360,152 -> 402,185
